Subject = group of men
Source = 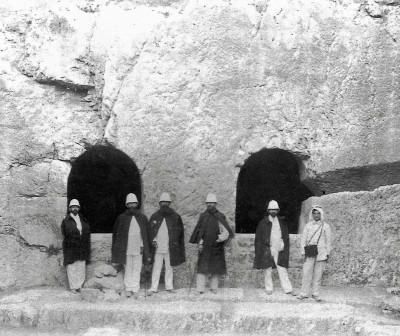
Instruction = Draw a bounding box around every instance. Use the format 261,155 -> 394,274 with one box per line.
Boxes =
111,192 -> 186,298
62,194 -> 331,301
110,192 -> 235,298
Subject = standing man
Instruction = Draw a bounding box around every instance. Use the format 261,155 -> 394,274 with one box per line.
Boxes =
189,193 -> 234,294
61,199 -> 91,294
253,200 -> 293,295
297,205 -> 332,301
112,193 -> 151,299
148,192 -> 185,295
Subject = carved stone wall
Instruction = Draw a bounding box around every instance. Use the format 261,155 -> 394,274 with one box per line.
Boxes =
1,0 -> 400,290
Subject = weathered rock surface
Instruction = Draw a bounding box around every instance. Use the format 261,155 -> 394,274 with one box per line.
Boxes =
80,288 -> 100,303
300,184 -> 400,286
1,0 -> 400,291
93,263 -> 117,278
380,296 -> 400,317
0,287 -> 399,335
84,272 -> 124,292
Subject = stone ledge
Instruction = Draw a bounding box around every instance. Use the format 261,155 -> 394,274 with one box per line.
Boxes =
0,287 -> 399,335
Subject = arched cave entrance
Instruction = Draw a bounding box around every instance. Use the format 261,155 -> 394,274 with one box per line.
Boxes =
67,145 -> 141,233
235,148 -> 313,234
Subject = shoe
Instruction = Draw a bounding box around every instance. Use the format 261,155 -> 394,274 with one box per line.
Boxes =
76,288 -> 81,293
70,289 -> 77,294
286,291 -> 298,296
133,292 -> 139,299
166,289 -> 176,294
210,289 -> 217,294
147,290 -> 154,296
266,290 -> 273,295
126,291 -> 132,298
297,295 -> 308,300
312,295 -> 322,302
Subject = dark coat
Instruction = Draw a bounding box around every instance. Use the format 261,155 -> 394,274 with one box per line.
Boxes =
61,214 -> 91,266
149,207 -> 186,266
189,208 -> 234,275
111,209 -> 151,265
253,215 -> 290,269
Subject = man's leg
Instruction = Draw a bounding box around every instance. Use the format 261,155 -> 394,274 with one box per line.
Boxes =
124,255 -> 134,293
273,249 -> 292,294
210,274 -> 219,292
125,255 -> 142,295
67,260 -> 86,291
264,268 -> 273,293
150,253 -> 163,292
311,260 -> 326,298
300,257 -> 316,297
164,252 -> 174,291
276,264 -> 293,293
196,273 -> 206,293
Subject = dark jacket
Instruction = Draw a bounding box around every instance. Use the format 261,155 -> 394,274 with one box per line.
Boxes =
61,214 -> 91,266
189,207 -> 234,275
111,208 -> 151,265
149,207 -> 185,266
253,215 -> 290,269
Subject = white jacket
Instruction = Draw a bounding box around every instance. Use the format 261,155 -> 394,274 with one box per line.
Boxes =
301,206 -> 332,261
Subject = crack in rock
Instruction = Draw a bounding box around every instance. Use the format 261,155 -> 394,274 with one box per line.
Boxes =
0,225 -> 59,255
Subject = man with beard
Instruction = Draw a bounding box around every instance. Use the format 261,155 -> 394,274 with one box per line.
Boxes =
147,192 -> 185,295
253,200 -> 293,295
189,193 -> 234,294
61,199 -> 91,294
112,193 -> 151,299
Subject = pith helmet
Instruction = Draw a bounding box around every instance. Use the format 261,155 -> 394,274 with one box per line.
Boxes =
205,193 -> 218,203
126,193 -> 138,204
69,199 -> 80,207
267,200 -> 279,210
159,192 -> 171,203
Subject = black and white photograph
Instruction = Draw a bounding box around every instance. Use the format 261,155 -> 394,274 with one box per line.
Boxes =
0,0 -> 400,335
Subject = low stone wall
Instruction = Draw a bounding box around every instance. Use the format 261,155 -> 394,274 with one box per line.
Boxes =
302,184 -> 400,287
2,184 -> 400,291
88,233 -> 304,289
229,234 -> 303,289
89,182 -> 400,289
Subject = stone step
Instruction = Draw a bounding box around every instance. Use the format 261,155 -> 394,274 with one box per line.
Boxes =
0,287 -> 399,336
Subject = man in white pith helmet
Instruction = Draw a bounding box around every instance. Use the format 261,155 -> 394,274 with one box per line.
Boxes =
147,192 -> 185,295
189,193 -> 234,294
61,199 -> 91,294
111,193 -> 151,299
253,200 -> 294,295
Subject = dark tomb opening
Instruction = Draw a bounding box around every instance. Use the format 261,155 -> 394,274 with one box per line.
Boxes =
67,145 -> 141,233
235,148 -> 313,234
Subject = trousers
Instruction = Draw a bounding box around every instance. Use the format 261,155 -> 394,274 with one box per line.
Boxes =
196,273 -> 219,292
300,257 -> 326,297
150,252 -> 173,291
67,260 -> 86,290
125,255 -> 142,293
264,248 -> 293,293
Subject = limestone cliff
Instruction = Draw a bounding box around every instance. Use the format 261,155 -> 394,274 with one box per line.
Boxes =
0,0 -> 400,290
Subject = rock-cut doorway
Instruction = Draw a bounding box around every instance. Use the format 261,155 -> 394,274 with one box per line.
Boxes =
235,148 -> 313,234
67,145 -> 141,233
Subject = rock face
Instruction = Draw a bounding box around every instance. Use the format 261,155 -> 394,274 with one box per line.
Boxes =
1,0 -> 400,290
301,185 -> 400,287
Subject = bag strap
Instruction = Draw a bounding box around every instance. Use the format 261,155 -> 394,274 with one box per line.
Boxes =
307,223 -> 323,245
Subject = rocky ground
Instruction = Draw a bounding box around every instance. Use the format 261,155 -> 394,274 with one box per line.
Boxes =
0,286 -> 399,336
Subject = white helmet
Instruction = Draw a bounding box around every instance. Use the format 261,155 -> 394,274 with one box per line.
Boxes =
267,200 -> 279,210
126,193 -> 138,204
159,192 -> 171,203
69,199 -> 80,207
205,193 -> 217,203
